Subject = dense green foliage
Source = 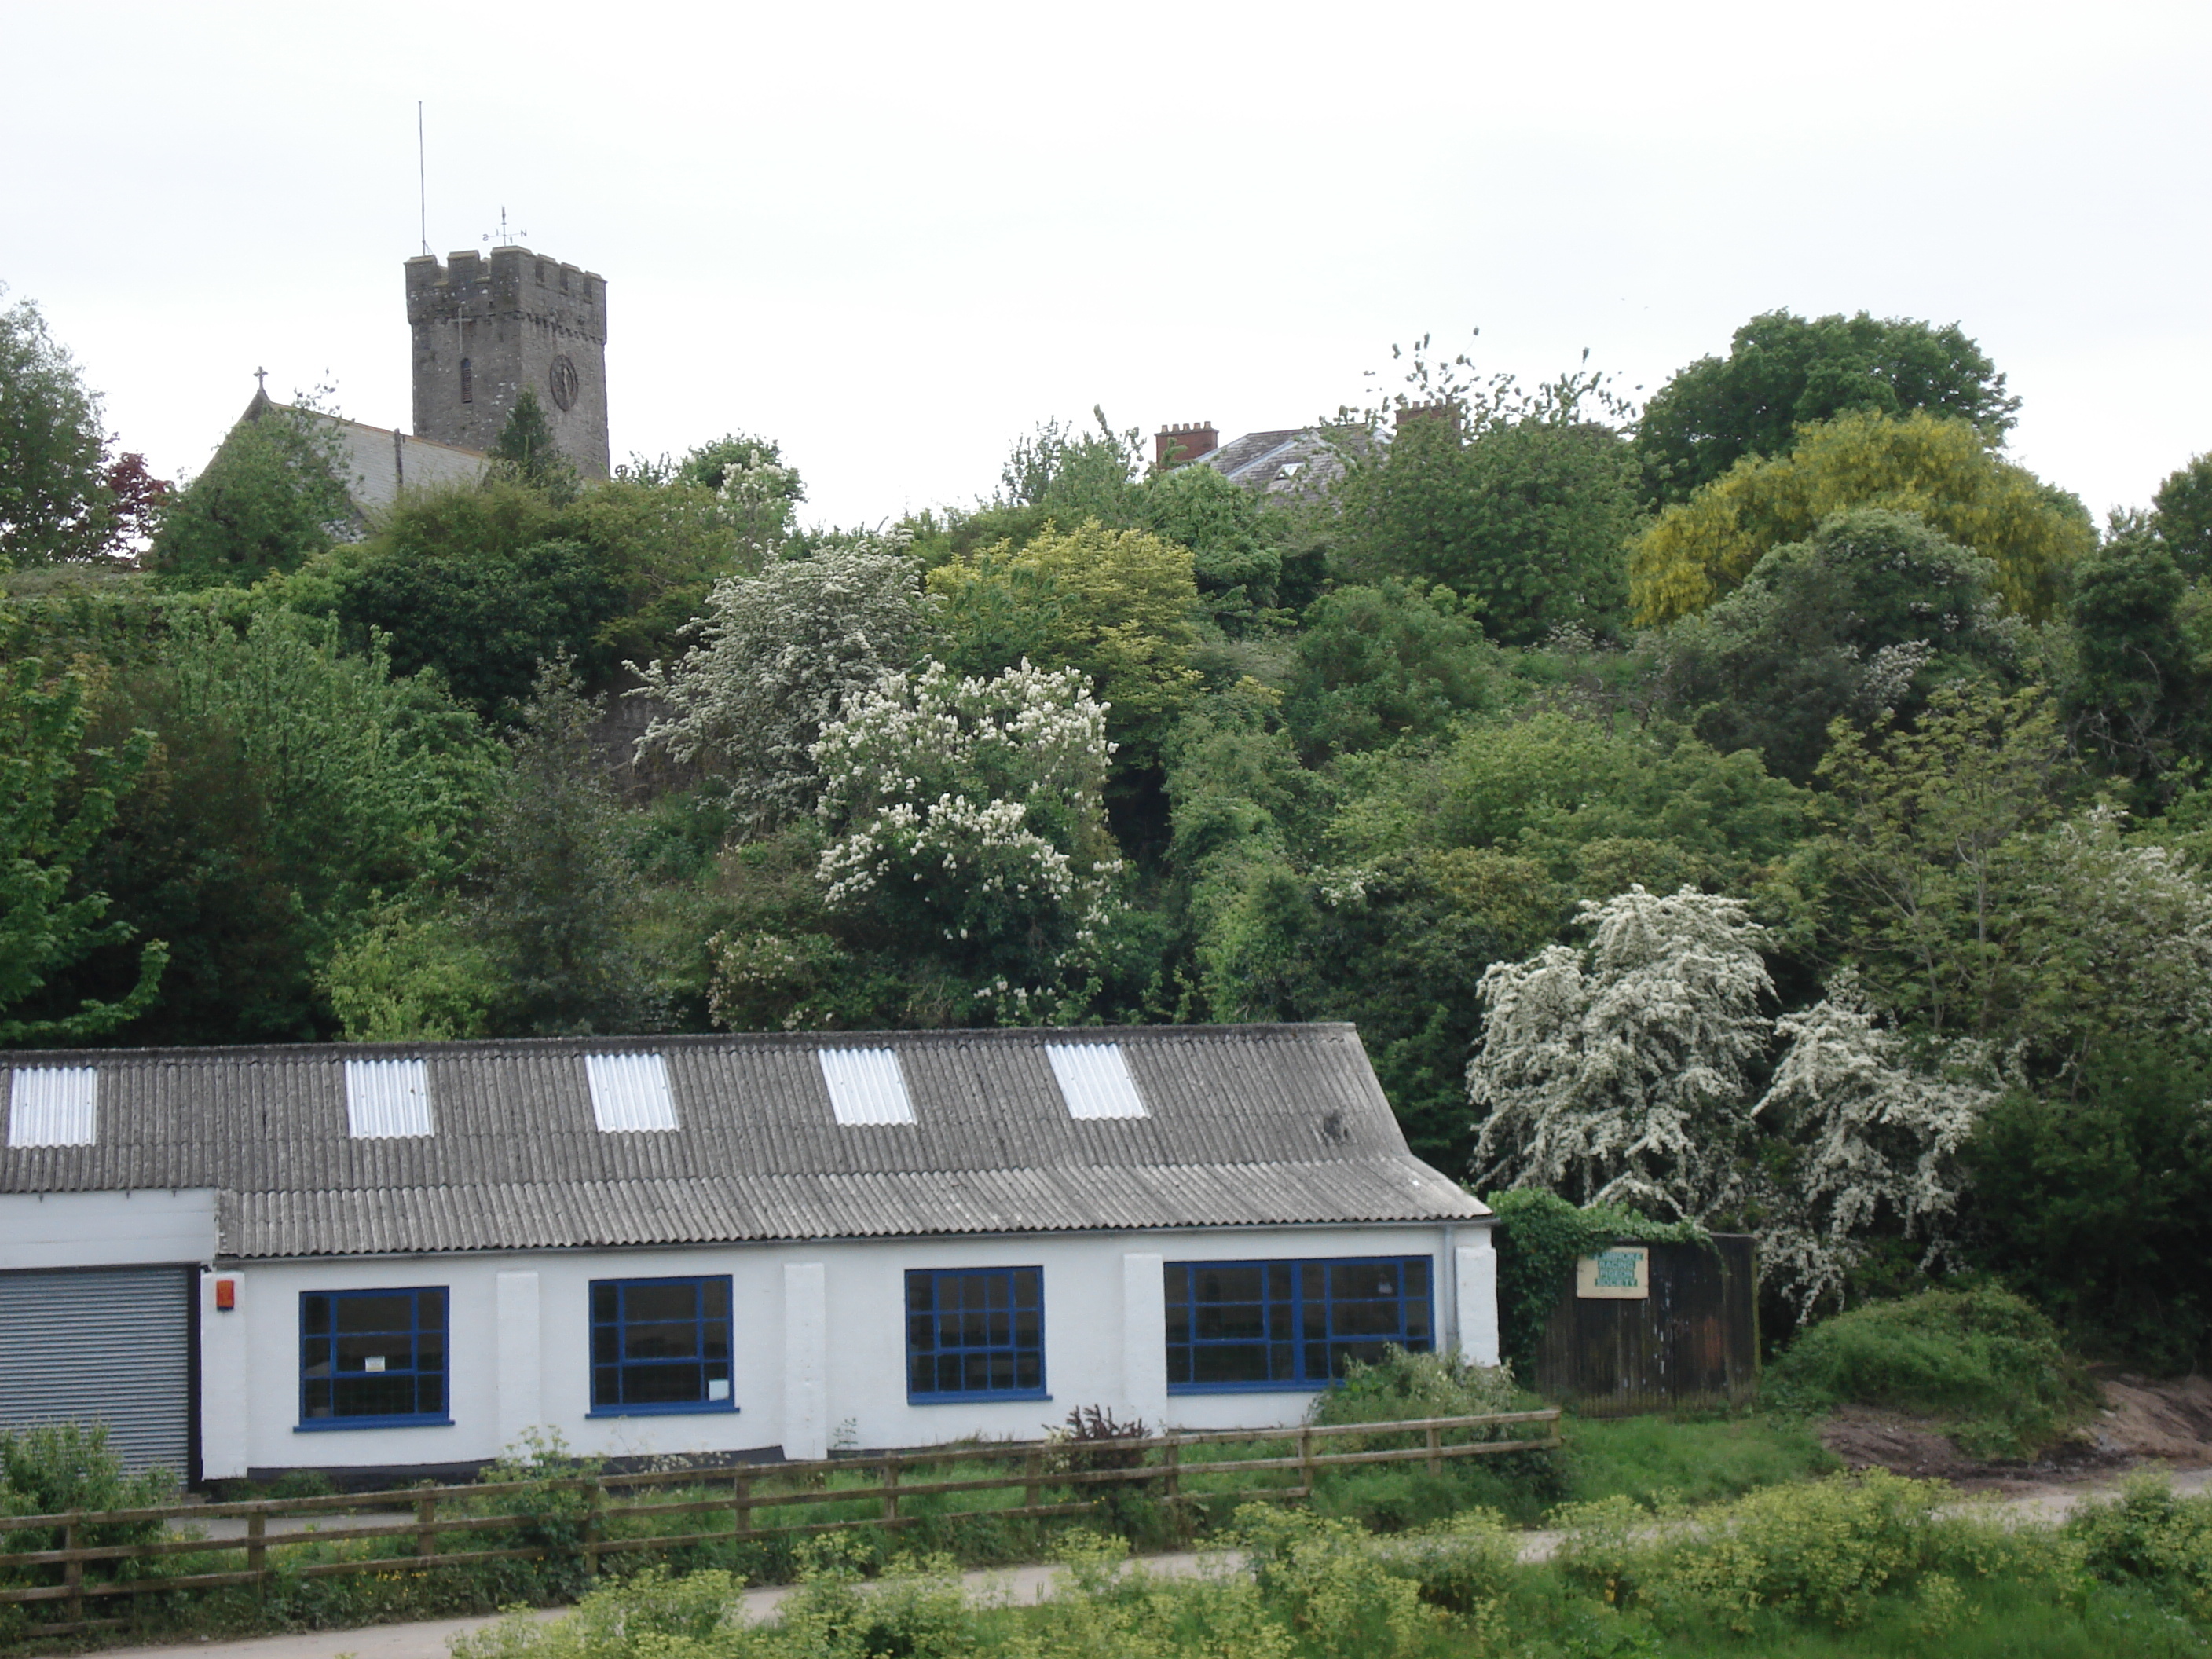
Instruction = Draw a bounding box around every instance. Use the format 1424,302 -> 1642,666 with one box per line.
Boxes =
1635,308 -> 2020,504
17,300 -> 2212,1373
1766,1287 -> 2094,1458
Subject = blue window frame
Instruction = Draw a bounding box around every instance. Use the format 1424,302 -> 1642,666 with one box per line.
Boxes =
1165,1257 -> 1433,1393
589,1276 -> 734,1415
299,1287 -> 449,1427
905,1268 -> 1046,1401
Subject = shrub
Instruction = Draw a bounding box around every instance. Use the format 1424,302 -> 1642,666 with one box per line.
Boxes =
1767,1286 -> 2094,1457
2067,1473 -> 2212,1617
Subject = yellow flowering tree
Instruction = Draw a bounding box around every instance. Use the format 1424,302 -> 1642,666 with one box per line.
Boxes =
1628,410 -> 2093,625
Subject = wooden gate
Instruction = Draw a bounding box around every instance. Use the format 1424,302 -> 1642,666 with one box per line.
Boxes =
1533,1235 -> 1757,1415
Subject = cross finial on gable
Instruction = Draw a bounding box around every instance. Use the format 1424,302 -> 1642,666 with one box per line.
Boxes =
254,367 -> 267,393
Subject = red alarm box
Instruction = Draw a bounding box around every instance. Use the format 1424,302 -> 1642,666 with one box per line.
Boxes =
214,1277 -> 237,1311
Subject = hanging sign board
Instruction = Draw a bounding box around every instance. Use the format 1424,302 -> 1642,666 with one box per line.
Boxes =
1576,1246 -> 1650,1299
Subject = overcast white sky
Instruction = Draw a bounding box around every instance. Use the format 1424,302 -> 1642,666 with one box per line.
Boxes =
5,1 -> 2208,529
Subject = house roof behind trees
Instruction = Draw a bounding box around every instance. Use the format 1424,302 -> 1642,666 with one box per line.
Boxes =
0,1024 -> 1484,1259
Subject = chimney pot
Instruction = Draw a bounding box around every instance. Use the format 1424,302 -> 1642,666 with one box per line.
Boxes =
1155,420 -> 1219,468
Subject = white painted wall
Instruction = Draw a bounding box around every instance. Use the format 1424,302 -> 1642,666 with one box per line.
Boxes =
0,1189 -> 218,1270
198,1221 -> 1496,1478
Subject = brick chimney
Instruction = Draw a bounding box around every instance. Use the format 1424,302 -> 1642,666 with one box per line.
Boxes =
1155,421 -> 1219,468
1393,401 -> 1462,435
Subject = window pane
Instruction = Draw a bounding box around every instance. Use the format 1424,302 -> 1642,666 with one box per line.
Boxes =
1197,1266 -> 1262,1303
625,1364 -> 703,1405
1404,1260 -> 1430,1297
591,1283 -> 617,1323
335,1295 -> 414,1334
302,1297 -> 331,1336
907,1276 -> 932,1314
1194,1344 -> 1269,1385
624,1283 -> 697,1324
703,1280 -> 731,1320
1013,1269 -> 1040,1306
1165,1265 -> 1188,1302
624,1321 -> 698,1362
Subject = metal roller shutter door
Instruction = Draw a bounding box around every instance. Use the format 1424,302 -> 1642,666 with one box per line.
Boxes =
0,1266 -> 192,1477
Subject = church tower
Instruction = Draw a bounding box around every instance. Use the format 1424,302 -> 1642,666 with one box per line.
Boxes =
405,246 -> 610,478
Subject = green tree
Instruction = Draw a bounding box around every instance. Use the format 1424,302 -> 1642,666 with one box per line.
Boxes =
1811,687 -> 2210,1077
0,650 -> 167,1042
1636,309 -> 2020,504
44,609 -> 499,1044
2060,523 -> 2208,791
0,293 -> 114,564
1333,416 -> 1639,645
1282,580 -> 1498,758
1968,1044 -> 2212,1370
150,401 -> 353,586
474,659 -> 664,1036
2150,452 -> 2212,579
489,388 -> 577,500
930,519 -> 1203,773
1138,462 -> 1281,621
1629,409 -> 2093,625
1662,508 -> 2016,782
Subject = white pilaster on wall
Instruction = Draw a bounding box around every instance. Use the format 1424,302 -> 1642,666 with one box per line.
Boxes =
495,1270 -> 542,1450
1456,1232 -> 1501,1368
200,1269 -> 249,1478
1120,1253 -> 1168,1427
782,1262 -> 828,1461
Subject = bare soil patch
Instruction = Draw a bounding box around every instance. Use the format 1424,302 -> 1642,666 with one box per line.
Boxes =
1819,1371 -> 2212,1494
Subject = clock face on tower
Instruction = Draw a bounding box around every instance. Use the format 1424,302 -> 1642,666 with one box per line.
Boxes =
549,354 -> 580,412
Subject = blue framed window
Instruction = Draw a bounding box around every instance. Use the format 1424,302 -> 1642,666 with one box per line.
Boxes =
1165,1258 -> 1433,1393
590,1276 -> 734,1415
299,1287 -> 449,1427
905,1268 -> 1045,1401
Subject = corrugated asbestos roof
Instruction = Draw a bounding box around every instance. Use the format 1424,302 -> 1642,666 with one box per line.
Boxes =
0,1025 -> 1485,1258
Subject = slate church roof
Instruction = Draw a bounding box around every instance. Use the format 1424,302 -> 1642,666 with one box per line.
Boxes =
0,1025 -> 1485,1260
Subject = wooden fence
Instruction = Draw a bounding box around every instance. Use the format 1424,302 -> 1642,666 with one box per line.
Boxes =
0,1410 -> 1560,1637
1534,1236 -> 1758,1415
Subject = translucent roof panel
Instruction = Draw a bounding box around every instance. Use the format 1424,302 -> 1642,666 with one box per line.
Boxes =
343,1058 -> 434,1139
6,1067 -> 99,1148
817,1048 -> 916,1126
584,1052 -> 678,1132
1046,1043 -> 1149,1120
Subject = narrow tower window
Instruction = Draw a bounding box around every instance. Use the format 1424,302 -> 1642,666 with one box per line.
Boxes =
460,357 -> 473,403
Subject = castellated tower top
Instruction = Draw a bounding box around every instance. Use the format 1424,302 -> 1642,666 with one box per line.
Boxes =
405,245 -> 610,478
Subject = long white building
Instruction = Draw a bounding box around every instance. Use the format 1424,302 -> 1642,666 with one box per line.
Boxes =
0,1024 -> 1498,1482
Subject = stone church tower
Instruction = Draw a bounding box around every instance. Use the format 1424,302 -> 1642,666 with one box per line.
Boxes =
405,246 -> 610,478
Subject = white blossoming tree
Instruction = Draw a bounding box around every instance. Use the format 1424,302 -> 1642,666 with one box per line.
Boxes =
1468,886 -> 1773,1220
629,541 -> 938,826
1752,972 -> 1993,1314
811,659 -> 1124,1013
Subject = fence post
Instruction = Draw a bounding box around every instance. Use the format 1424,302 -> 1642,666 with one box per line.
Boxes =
1298,1427 -> 1314,1499
1023,1449 -> 1042,1514
63,1517 -> 82,1629
581,1481 -> 602,1580
733,1473 -> 753,1540
1426,1423 -> 1442,1476
1162,1438 -> 1181,1507
881,1454 -> 901,1528
416,1493 -> 438,1561
247,1508 -> 267,1603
